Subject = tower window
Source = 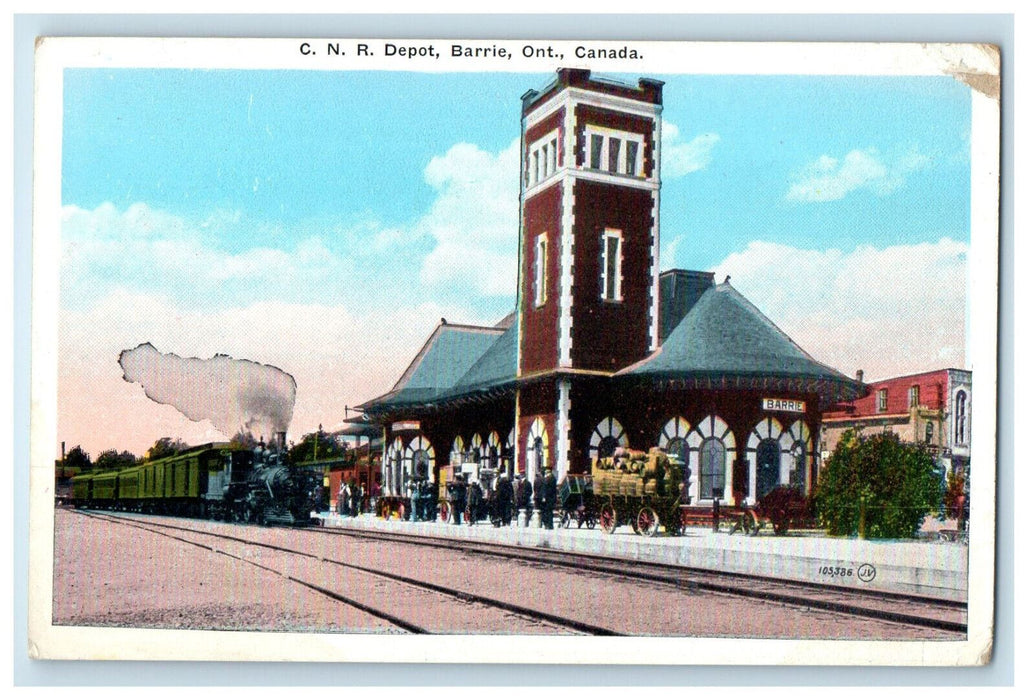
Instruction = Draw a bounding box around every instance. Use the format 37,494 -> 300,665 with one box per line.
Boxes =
608,137 -> 621,172
584,126 -> 645,177
534,233 -> 548,307
590,134 -> 604,170
625,141 -> 639,176
877,388 -> 888,413
601,229 -> 623,302
909,384 -> 920,408
526,129 -> 560,186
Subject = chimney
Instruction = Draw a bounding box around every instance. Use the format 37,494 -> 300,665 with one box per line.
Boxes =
277,431 -> 288,450
856,369 -> 865,383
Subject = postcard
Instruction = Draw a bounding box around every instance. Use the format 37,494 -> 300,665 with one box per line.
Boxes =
27,37 -> 999,665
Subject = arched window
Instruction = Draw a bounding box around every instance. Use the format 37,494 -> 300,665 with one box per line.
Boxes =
504,427 -> 516,476
469,433 -> 484,469
589,416 -> 629,460
955,390 -> 968,445
486,431 -> 501,472
699,438 -> 726,500
526,418 -> 549,475
787,420 -> 813,496
657,416 -> 692,472
405,435 -> 435,481
747,416 -> 789,503
688,415 -> 736,503
388,437 -> 404,496
450,436 -> 465,466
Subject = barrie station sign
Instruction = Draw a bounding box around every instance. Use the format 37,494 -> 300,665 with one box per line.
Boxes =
762,397 -> 806,413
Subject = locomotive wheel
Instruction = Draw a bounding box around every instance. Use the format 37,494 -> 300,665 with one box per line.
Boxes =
599,505 -> 618,534
636,507 -> 659,537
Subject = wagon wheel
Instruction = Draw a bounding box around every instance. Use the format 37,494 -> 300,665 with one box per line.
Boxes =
599,505 -> 618,534
584,512 -> 598,529
560,510 -> 572,529
772,510 -> 790,535
636,507 -> 660,537
742,510 -> 761,536
439,502 -> 449,522
464,506 -> 472,524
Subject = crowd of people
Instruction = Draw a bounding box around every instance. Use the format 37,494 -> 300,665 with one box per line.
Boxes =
444,467 -> 558,528
336,479 -> 369,517
335,467 -> 564,528
379,467 -> 558,529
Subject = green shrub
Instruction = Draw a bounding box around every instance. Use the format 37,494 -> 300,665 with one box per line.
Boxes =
814,430 -> 944,539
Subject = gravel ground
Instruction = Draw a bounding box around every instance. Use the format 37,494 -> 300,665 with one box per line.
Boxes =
52,508 -> 961,640
52,509 -> 398,632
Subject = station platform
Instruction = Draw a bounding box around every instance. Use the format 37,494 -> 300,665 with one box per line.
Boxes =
315,511 -> 969,603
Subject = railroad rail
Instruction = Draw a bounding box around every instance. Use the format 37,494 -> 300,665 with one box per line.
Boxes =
78,510 -> 622,636
310,525 -> 968,634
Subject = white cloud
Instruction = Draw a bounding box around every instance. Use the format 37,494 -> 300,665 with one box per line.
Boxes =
710,238 -> 967,380
662,121 -> 720,178
786,147 -> 930,202
661,234 -> 686,270
60,203 -> 359,310
416,139 -> 520,296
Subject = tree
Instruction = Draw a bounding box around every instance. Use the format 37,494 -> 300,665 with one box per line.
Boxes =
63,445 -> 91,473
229,431 -> 259,450
288,430 -> 344,464
813,430 -> 944,539
94,449 -> 140,472
146,437 -> 188,461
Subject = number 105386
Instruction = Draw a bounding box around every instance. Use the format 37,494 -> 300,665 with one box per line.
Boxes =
818,566 -> 854,577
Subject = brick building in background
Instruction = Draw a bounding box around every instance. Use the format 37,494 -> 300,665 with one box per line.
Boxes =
821,368 -> 972,479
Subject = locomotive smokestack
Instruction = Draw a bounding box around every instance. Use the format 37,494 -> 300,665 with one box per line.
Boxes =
277,431 -> 287,450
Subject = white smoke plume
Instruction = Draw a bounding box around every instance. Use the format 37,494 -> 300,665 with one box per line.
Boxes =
118,342 -> 296,442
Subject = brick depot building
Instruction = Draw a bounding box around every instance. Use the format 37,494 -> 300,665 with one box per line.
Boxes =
360,69 -> 866,509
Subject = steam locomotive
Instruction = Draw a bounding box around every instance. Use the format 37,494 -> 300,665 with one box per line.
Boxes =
69,437 -> 323,527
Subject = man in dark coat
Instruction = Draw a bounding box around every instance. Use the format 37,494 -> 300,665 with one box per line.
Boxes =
542,467 -> 558,529
516,472 -> 532,525
448,472 -> 466,525
466,478 -> 483,526
533,470 -> 546,527
494,470 -> 512,526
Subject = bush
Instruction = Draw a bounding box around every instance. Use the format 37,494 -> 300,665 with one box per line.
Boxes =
814,430 -> 944,539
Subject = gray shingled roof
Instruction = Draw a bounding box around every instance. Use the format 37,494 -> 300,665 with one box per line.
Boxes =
363,281 -> 864,414
361,322 -> 505,411
453,320 -> 518,393
620,283 -> 862,395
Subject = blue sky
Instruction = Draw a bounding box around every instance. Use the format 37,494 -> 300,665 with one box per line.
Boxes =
63,70 -> 970,265
58,68 -> 972,455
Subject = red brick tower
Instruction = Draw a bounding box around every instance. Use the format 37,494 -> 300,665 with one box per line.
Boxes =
515,69 -> 663,480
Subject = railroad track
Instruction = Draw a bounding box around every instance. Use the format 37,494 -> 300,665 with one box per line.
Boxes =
310,525 -> 968,634
78,511 -> 622,636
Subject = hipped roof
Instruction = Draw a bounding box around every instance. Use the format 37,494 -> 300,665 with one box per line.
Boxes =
619,282 -> 865,404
